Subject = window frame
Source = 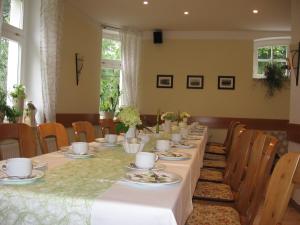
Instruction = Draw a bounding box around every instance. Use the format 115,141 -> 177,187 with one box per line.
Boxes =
1,0 -> 25,89
253,37 -> 291,79
101,29 -> 121,70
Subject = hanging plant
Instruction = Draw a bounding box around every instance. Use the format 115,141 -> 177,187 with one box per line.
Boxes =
264,63 -> 289,97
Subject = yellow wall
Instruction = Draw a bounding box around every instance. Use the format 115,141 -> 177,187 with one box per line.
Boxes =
57,2 -> 101,113
139,39 -> 290,119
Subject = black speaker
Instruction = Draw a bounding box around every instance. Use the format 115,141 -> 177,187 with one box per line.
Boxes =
153,31 -> 163,44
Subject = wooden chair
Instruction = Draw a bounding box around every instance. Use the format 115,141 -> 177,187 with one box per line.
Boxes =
205,121 -> 240,156
202,124 -> 245,170
72,121 -> 96,142
187,135 -> 279,225
99,119 -> 116,136
37,122 -> 69,154
194,133 -> 277,203
0,123 -> 37,160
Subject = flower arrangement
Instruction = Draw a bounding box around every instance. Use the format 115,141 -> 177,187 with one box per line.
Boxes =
117,106 -> 142,127
161,112 -> 177,121
264,63 -> 288,97
180,112 -> 190,119
10,84 -> 26,99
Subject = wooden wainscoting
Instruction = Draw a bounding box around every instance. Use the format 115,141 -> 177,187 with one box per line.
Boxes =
140,114 -> 289,130
287,123 -> 300,144
56,113 -> 100,127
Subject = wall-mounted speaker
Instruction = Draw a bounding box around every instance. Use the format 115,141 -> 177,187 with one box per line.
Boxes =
153,31 -> 163,44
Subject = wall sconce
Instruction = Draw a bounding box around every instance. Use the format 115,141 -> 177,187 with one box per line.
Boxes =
75,53 -> 84,85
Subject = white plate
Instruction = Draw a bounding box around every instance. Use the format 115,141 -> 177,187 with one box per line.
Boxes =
0,170 -> 44,185
157,152 -> 191,161
184,135 -> 202,140
0,160 -> 47,171
95,138 -> 106,143
123,170 -> 181,185
173,143 -> 196,149
102,143 -> 120,147
126,163 -> 166,171
64,151 -> 94,159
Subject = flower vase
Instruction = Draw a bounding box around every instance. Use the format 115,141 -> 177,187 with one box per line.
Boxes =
163,120 -> 171,133
13,97 -> 24,123
126,126 -> 136,139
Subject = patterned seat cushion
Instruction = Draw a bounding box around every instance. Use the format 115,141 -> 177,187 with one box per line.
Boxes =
203,160 -> 226,169
205,146 -> 226,155
193,182 -> 234,201
204,153 -> 226,161
186,203 -> 241,225
199,169 -> 224,182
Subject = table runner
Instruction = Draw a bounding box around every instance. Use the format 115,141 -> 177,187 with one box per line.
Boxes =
0,150 -> 134,225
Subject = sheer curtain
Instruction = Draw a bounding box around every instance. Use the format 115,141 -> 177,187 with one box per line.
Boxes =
119,29 -> 142,107
40,0 -> 64,122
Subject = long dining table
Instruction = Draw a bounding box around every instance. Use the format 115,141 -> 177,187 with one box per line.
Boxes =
0,127 -> 207,225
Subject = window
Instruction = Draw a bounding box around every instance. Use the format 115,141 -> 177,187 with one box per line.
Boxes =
100,29 -> 122,113
253,37 -> 290,79
0,0 -> 24,98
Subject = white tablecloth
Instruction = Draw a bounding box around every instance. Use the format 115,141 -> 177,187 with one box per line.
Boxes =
2,128 -> 207,225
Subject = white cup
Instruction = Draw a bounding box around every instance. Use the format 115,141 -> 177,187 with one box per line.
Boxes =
171,133 -> 182,143
105,134 -> 118,144
135,152 -> 157,169
180,128 -> 189,138
156,139 -> 170,151
6,158 -> 32,177
72,142 -> 88,155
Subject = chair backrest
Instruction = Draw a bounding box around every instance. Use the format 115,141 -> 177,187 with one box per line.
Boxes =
223,121 -> 240,146
0,123 -> 37,159
72,121 -> 95,142
37,122 -> 69,154
225,122 -> 244,155
99,119 -> 116,136
236,135 -> 278,225
224,129 -> 261,192
258,152 -> 300,225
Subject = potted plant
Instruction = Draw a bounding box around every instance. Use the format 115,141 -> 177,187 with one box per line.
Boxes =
116,106 -> 142,138
10,84 -> 26,122
264,63 -> 289,97
99,77 -> 120,119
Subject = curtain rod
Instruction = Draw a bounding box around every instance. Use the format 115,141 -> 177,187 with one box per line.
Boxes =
102,24 -> 121,30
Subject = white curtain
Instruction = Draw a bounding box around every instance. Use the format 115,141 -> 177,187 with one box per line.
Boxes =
119,29 -> 141,107
40,0 -> 64,122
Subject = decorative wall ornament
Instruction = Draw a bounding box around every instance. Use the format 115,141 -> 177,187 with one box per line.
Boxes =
156,75 -> 173,88
75,53 -> 84,85
218,76 -> 235,90
186,75 -> 204,89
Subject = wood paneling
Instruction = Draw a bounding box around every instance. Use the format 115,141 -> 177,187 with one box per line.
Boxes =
140,114 -> 289,130
56,113 -> 99,127
287,123 -> 300,144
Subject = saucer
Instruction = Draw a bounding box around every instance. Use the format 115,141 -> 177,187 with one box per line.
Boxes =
0,170 -> 44,185
102,143 -> 120,147
64,151 -> 94,159
126,163 -> 165,171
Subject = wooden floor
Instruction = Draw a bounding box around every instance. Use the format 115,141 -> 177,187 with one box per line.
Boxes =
253,204 -> 300,225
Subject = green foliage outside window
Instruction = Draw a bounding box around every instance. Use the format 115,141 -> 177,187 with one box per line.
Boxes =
0,38 -> 9,91
101,38 -> 121,60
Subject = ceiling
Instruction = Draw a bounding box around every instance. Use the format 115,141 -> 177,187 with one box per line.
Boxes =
68,0 -> 291,32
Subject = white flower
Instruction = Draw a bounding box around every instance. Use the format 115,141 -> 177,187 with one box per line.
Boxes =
180,112 -> 190,118
117,106 -> 141,127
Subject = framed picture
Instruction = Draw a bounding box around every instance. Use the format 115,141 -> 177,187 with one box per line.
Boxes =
186,75 -> 204,89
218,76 -> 235,90
156,75 -> 173,88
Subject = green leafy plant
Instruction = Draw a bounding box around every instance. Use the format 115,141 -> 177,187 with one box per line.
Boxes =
10,84 -> 26,99
5,106 -> 21,123
264,63 -> 288,97
100,76 -> 120,112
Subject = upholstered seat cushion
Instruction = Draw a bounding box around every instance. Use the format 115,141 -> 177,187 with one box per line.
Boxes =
205,146 -> 226,155
186,203 -> 241,225
193,182 -> 234,201
204,153 -> 226,161
203,160 -> 227,169
199,169 -> 224,182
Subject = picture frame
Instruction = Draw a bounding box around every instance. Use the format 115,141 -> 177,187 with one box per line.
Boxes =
186,75 -> 204,89
156,75 -> 173,88
218,76 -> 235,90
